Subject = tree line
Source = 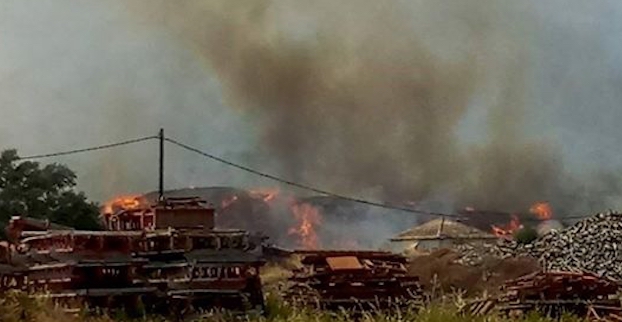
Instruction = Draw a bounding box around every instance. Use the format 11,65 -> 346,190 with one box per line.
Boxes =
0,149 -> 101,237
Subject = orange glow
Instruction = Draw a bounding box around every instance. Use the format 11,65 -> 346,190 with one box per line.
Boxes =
249,188 -> 280,203
530,202 -> 553,220
288,203 -> 322,249
491,215 -> 523,239
102,195 -> 143,214
221,195 -> 239,209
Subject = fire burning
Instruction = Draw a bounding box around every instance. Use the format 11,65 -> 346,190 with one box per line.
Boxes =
288,202 -> 322,249
248,188 -> 324,249
220,187 -> 324,249
491,215 -> 523,239
102,195 -> 143,214
530,201 -> 553,220
488,202 -> 555,239
249,188 -> 280,203
103,187 -> 328,249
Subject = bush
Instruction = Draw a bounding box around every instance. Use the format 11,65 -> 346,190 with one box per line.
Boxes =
514,227 -> 538,244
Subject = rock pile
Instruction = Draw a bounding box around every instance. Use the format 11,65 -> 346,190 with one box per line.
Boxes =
454,242 -> 509,266
523,211 -> 622,280
456,211 -> 622,281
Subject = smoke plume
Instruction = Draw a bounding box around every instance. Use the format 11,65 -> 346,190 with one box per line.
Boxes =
129,0 -> 589,213
2,1 -> 622,220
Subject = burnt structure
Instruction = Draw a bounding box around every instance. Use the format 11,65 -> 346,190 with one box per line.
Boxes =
286,250 -> 424,311
0,197 -> 266,317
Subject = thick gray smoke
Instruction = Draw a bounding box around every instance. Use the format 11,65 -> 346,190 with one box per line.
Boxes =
129,0 -> 619,214
2,1 -> 622,221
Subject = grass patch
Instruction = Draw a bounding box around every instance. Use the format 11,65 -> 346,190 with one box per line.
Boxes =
0,290 -> 589,322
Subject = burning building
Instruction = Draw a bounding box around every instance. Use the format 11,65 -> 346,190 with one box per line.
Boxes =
389,217 -> 496,253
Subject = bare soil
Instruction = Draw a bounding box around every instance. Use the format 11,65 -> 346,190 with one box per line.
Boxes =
407,248 -> 540,297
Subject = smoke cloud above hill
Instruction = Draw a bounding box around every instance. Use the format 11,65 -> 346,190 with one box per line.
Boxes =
128,0 -> 622,214
2,1 -> 622,217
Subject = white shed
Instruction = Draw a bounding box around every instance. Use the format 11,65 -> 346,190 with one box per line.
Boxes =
389,217 -> 496,253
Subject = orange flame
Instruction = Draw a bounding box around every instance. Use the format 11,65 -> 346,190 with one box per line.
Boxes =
102,195 -> 142,214
288,203 -> 322,249
530,202 -> 553,220
491,215 -> 523,239
249,188 -> 280,203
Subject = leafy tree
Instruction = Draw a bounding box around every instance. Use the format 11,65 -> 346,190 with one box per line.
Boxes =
0,149 -> 102,234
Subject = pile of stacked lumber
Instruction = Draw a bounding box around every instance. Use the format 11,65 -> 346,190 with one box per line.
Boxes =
285,250 -> 425,311
463,271 -> 622,320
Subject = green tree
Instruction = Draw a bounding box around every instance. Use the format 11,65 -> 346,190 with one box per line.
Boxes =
0,149 -> 101,233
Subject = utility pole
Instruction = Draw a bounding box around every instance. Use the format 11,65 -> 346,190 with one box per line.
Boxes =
158,128 -> 164,202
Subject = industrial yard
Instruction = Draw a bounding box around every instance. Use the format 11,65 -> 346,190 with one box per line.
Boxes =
2,188 -> 622,321
0,141 -> 620,320
3,1 -> 622,321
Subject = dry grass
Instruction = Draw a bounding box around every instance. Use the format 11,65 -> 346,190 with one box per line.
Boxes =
0,291 -> 108,322
261,259 -> 297,286
0,290 -> 587,322
408,249 -> 540,297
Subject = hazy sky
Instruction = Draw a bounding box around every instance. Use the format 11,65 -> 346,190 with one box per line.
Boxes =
2,1 -> 622,211
0,1 -> 267,201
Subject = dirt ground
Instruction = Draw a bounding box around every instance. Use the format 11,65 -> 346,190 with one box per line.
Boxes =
407,248 -> 540,297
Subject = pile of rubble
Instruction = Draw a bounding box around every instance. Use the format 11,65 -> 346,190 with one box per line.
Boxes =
457,211 -> 622,281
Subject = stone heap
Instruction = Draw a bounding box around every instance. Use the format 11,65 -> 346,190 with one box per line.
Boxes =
454,242 -> 510,266
456,211 -> 622,281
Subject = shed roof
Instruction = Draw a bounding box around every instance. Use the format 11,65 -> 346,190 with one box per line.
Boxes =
392,218 -> 495,241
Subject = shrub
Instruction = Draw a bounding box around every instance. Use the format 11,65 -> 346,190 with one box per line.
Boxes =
514,227 -> 538,244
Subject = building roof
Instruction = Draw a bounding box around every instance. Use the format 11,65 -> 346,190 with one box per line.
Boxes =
391,218 -> 495,241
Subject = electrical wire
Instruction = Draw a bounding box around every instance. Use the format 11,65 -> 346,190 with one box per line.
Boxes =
165,137 -> 463,217
164,137 -> 602,221
18,135 -> 158,160
9,132 -> 598,220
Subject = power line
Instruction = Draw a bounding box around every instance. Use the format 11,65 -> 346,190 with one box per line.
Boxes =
8,132 -> 597,221
164,137 -> 457,217
18,135 -> 158,160
164,137 -> 602,221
